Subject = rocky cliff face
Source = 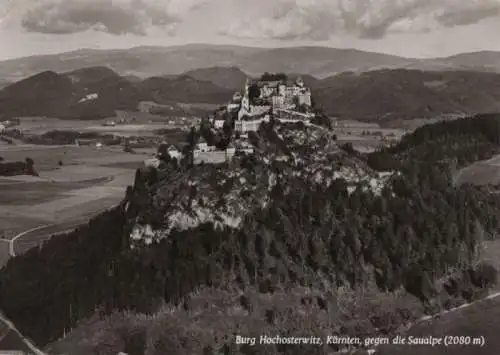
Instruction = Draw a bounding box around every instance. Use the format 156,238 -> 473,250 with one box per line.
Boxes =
127,121 -> 395,249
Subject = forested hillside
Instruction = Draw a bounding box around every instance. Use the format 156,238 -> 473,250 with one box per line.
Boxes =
1,115 -> 500,354
313,70 -> 500,120
0,68 -> 232,119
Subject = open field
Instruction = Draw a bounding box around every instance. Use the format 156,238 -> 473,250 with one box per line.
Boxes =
0,178 -> 111,206
0,144 -> 155,170
336,120 -> 405,152
13,196 -> 119,256
0,214 -> 48,238
81,123 -> 171,137
378,295 -> 500,355
14,116 -> 193,138
0,144 -> 146,264
454,154 -> 500,186
15,117 -> 107,135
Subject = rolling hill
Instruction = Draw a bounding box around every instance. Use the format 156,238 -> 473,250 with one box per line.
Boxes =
181,66 -> 249,90
312,69 -> 500,120
3,64 -> 500,121
0,44 -> 415,83
0,67 -> 232,119
138,75 -> 233,104
2,44 -> 500,86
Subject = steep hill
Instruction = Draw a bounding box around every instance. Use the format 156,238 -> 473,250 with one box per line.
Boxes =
0,71 -> 77,118
181,66 -> 250,91
177,68 -> 321,91
0,116 -> 500,354
313,69 -> 500,120
0,68 -> 147,119
64,66 -> 123,86
138,75 -> 233,105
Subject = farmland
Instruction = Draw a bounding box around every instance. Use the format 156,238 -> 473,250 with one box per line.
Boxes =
0,113 -> 194,267
14,115 -> 194,137
336,119 -> 406,152
0,143 -> 152,266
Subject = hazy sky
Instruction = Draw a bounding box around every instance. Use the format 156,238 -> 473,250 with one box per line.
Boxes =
1,0 -> 499,60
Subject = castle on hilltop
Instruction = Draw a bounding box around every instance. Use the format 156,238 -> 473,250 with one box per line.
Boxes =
231,75 -> 313,133
189,73 -> 317,164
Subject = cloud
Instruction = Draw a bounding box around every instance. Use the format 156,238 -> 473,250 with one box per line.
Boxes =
436,3 -> 500,27
3,0 -> 500,41
18,0 -> 202,35
219,0 -> 500,41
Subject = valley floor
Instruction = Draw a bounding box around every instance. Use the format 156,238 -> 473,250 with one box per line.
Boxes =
0,144 -> 146,266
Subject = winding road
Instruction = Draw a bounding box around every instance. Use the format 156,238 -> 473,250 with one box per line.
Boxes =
9,202 -> 118,257
0,312 -> 45,354
9,225 -> 51,257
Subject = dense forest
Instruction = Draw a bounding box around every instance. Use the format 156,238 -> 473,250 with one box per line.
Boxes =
1,114 -> 500,354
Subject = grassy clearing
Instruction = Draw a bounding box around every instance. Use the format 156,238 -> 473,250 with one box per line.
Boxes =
0,146 -> 133,247
0,146 -> 107,171
16,117 -> 107,135
454,163 -> 500,186
0,214 -> 46,237
0,145 -> 145,172
378,296 -> 500,355
13,196 -> 120,255
0,178 -> 111,205
13,193 -> 121,223
453,153 -> 500,186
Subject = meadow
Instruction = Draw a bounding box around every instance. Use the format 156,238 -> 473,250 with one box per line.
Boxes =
335,119 -> 406,152
454,154 -> 500,186
15,115 -> 191,138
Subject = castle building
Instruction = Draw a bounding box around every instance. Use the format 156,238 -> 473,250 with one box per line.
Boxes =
235,75 -> 312,132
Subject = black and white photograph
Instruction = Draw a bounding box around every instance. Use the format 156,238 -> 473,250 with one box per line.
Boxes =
1,0 -> 500,354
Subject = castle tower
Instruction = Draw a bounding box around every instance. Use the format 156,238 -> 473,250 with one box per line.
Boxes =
244,77 -> 251,95
296,76 -> 304,88
239,77 -> 251,115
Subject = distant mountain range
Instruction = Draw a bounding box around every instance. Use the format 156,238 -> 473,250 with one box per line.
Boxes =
2,62 -> 500,121
2,44 -> 500,84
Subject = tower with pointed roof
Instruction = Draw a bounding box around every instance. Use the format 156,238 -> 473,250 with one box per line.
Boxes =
296,76 -> 304,88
